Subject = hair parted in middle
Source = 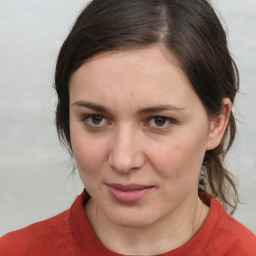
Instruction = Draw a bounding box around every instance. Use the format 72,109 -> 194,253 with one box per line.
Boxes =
54,0 -> 239,213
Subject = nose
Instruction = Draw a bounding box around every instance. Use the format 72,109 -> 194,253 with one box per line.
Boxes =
108,126 -> 145,174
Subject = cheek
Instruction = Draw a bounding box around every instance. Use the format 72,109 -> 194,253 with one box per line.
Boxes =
147,141 -> 183,180
71,131 -> 109,177
149,136 -> 205,182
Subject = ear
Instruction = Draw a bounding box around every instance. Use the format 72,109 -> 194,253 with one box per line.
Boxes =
206,98 -> 232,150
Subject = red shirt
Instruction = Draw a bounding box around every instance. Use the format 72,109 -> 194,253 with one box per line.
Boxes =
0,191 -> 255,256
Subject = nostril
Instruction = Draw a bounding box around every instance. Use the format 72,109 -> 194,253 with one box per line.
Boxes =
108,129 -> 145,173
108,150 -> 145,174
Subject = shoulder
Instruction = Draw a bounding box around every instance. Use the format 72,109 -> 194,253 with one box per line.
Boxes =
0,209 -> 75,256
209,197 -> 256,255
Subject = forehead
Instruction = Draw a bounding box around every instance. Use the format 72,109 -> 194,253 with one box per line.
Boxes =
70,46 -> 188,88
69,45 -> 202,113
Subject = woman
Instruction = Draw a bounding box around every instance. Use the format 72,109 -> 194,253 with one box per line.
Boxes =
1,0 -> 255,255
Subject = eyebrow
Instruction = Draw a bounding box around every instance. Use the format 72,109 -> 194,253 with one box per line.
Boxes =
72,100 -> 185,115
137,105 -> 185,115
72,101 -> 112,114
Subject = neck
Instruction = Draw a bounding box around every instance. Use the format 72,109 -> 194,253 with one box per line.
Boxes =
85,194 -> 209,255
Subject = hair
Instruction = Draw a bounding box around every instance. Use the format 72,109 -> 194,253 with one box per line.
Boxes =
54,0 -> 239,213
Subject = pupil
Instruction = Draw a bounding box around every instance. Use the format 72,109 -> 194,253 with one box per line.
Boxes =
154,117 -> 166,126
92,116 -> 102,124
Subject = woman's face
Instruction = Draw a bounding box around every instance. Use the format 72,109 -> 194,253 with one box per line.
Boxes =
69,45 -> 219,228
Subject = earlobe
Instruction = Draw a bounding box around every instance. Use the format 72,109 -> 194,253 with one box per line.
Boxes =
206,98 -> 232,150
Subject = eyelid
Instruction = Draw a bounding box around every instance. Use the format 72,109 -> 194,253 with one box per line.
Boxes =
82,114 -> 111,127
145,116 -> 176,129
81,113 -> 176,130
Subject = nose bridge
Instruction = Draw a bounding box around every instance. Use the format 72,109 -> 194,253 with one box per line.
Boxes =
108,123 -> 144,173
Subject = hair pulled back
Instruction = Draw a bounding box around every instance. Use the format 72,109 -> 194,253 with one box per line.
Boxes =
54,0 -> 239,213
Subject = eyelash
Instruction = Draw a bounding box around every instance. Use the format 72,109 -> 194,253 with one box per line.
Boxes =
145,116 -> 175,128
82,114 -> 176,129
82,114 -> 108,127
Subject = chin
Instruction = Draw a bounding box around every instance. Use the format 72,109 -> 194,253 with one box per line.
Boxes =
106,207 -> 157,229
113,218 -> 152,229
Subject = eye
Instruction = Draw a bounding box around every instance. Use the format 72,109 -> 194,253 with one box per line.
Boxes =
146,116 -> 174,129
153,117 -> 168,126
83,114 -> 109,127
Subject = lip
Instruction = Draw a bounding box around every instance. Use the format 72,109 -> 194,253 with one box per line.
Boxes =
107,183 -> 154,204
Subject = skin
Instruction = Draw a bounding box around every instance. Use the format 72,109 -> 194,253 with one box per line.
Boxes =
69,45 -> 231,255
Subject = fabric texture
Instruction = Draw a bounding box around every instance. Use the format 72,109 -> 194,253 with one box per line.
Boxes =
0,191 -> 255,256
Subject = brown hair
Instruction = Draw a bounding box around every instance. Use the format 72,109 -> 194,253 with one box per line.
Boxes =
54,0 -> 239,213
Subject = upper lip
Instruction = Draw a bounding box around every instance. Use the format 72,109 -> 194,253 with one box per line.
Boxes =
107,183 -> 154,191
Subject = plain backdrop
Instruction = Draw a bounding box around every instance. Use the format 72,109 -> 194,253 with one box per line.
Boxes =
0,0 -> 255,235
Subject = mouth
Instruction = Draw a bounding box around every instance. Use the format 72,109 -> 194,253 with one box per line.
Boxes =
107,183 -> 154,204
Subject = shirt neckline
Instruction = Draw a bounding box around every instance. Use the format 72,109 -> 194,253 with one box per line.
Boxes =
69,190 -> 221,256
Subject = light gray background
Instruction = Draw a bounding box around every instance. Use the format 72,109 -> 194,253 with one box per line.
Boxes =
0,0 -> 255,236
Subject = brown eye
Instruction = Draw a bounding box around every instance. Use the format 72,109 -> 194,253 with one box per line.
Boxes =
91,115 -> 103,124
153,117 -> 167,126
84,114 -> 108,127
145,116 -> 174,129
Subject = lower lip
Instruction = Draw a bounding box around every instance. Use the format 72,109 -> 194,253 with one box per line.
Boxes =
108,186 -> 153,204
